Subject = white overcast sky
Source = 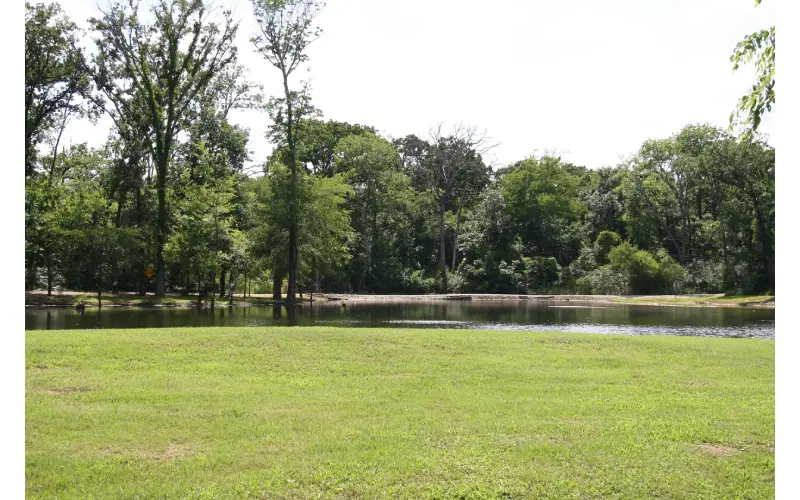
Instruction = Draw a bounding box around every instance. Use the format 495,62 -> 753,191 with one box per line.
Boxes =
57,0 -> 776,170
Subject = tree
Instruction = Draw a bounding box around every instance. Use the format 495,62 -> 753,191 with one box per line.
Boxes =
25,1 -> 91,177
401,124 -> 493,292
165,173 -> 240,307
595,231 -> 621,265
334,133 -> 413,291
730,0 -> 774,138
90,0 -> 238,297
250,0 -> 324,308
250,163 -> 352,301
299,119 -> 377,176
502,155 -> 585,264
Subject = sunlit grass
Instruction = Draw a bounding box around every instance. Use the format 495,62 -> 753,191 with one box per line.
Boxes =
26,327 -> 774,498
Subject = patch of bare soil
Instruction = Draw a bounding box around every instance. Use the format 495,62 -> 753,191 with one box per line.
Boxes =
694,443 -> 740,457
143,444 -> 195,461
39,386 -> 93,395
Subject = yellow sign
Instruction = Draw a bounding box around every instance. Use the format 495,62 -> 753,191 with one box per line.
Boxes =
144,266 -> 155,279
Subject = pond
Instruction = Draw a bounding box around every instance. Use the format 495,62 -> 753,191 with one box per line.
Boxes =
25,300 -> 775,339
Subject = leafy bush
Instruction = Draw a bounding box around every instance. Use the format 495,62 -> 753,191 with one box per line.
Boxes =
684,260 -> 724,293
447,271 -> 467,293
595,231 -> 621,264
521,256 -> 561,292
655,250 -> 686,293
576,266 -> 630,295
568,245 -> 598,279
608,242 -> 660,294
402,269 -> 440,294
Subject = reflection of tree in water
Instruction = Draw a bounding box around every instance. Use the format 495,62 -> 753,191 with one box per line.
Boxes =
23,302 -> 774,337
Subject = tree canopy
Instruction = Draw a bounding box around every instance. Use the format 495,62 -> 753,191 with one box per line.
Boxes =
24,1 -> 776,302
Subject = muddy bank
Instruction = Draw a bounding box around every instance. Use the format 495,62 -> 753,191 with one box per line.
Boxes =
26,291 -> 774,309
319,293 -> 775,309
24,291 -> 307,309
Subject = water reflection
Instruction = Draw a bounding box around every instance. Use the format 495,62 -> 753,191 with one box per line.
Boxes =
25,300 -> 775,338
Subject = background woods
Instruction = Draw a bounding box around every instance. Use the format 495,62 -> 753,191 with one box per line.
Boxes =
25,0 -> 775,300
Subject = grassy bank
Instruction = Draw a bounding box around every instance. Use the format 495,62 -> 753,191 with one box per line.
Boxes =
26,327 -> 774,498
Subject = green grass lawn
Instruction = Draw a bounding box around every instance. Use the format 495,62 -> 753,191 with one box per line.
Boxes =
26,327 -> 774,499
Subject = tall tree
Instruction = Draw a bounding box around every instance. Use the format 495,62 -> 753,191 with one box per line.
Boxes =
404,124 -> 493,293
250,0 -> 324,308
90,0 -> 238,297
25,1 -> 91,177
502,155 -> 585,265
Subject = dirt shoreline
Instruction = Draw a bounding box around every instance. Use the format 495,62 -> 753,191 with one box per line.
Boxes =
25,291 -> 774,309
319,293 -> 775,309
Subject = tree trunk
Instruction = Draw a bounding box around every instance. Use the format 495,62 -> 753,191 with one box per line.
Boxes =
97,289 -> 102,309
25,131 -> 35,178
282,71 -> 298,309
219,267 -> 226,298
451,198 -> 463,271
273,272 -> 283,302
155,148 -> 168,298
210,269 -> 216,308
46,251 -> 53,296
26,250 -> 37,291
48,111 -> 68,184
439,199 -> 448,293
634,176 -> 684,263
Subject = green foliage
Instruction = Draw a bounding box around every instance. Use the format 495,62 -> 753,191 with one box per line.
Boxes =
90,0 -> 239,296
23,1 -> 777,299
520,256 -> 561,292
595,231 -> 621,265
251,162 -> 353,290
608,242 -> 661,295
502,156 -> 585,262
656,250 -> 687,294
576,266 -> 630,295
605,242 -> 687,295
730,0 -> 774,138
25,1 -> 91,176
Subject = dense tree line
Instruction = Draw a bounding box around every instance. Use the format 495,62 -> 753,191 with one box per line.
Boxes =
25,0 -> 775,301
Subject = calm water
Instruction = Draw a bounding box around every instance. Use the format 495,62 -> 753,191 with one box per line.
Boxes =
25,300 -> 775,338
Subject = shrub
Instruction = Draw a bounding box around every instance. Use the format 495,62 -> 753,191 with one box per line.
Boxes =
655,250 -> 686,293
608,242 -> 661,294
569,244 -> 598,279
402,269 -> 439,294
576,265 -> 630,295
684,260 -> 724,293
522,256 -> 561,292
595,231 -> 622,264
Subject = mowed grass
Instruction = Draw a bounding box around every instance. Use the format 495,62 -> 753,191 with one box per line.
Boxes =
26,327 -> 774,499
